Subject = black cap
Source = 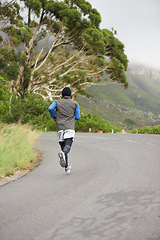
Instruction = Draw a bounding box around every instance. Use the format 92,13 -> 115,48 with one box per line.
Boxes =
62,87 -> 71,97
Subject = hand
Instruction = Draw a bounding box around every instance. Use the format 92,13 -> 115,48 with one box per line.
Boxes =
53,117 -> 56,122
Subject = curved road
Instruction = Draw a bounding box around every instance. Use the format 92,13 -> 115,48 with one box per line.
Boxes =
0,133 -> 160,240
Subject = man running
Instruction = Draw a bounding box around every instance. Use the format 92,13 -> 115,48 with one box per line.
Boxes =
48,87 -> 81,174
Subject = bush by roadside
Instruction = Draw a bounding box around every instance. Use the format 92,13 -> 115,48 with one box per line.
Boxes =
1,86 -> 122,132
2,93 -> 56,131
130,125 -> 160,134
75,113 -> 122,133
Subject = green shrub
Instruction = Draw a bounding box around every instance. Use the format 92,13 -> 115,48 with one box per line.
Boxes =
1,92 -> 122,133
152,126 -> 160,134
0,77 -> 11,120
131,125 -> 160,134
75,113 -> 122,133
2,93 -> 56,131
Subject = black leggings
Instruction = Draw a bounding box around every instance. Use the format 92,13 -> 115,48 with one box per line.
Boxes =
59,138 -> 73,168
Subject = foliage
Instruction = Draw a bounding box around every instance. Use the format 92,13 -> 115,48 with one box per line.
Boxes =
75,113 -> 122,133
124,118 -> 136,129
131,126 -> 160,135
0,123 -> 39,178
1,89 -> 121,132
2,93 -> 56,131
0,0 -> 128,100
0,77 -> 11,120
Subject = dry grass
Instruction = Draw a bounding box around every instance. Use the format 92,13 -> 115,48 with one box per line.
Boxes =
0,123 -> 40,178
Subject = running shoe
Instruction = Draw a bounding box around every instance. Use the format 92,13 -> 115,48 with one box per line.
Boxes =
58,151 -> 66,167
65,165 -> 71,174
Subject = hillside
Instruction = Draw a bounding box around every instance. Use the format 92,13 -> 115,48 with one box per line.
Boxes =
78,64 -> 160,129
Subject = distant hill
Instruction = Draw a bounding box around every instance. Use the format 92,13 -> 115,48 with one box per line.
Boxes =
78,64 -> 160,129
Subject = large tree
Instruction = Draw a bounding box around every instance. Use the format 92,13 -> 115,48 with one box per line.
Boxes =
0,0 -> 128,99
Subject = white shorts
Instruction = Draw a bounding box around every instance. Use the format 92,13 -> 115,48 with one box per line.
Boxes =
57,129 -> 75,142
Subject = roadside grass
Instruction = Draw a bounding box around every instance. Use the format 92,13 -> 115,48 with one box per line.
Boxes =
0,123 -> 40,178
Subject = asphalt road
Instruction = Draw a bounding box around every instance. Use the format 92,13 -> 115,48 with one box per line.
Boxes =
0,133 -> 160,240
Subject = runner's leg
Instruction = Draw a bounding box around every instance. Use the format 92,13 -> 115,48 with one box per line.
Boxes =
59,141 -> 65,151
63,138 -> 73,168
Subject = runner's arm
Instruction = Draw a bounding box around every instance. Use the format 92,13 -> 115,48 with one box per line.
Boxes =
75,103 -> 81,120
48,100 -> 57,119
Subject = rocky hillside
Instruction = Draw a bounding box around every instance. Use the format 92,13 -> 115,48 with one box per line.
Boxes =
78,64 -> 160,129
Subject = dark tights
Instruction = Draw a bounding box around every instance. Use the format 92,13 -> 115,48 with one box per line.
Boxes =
59,138 -> 73,168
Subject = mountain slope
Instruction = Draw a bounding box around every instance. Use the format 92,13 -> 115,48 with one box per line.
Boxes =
78,65 -> 160,129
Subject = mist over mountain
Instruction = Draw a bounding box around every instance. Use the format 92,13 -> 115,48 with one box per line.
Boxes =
78,64 -> 160,129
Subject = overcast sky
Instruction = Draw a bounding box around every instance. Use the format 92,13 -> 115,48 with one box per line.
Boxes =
88,0 -> 160,70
